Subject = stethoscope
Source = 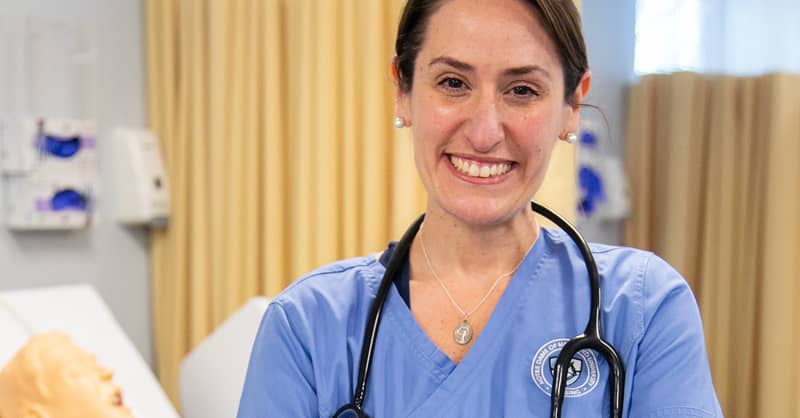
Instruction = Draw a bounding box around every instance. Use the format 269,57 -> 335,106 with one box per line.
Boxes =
334,202 -> 625,418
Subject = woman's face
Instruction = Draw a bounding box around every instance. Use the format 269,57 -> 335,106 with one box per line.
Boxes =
397,0 -> 589,226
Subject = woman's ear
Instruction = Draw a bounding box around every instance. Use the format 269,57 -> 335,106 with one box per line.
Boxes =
576,70 -> 592,104
391,57 -> 400,88
392,57 -> 412,126
563,70 -> 592,137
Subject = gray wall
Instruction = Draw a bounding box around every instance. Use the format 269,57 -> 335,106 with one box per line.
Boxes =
579,0 -> 637,244
0,0 -> 152,366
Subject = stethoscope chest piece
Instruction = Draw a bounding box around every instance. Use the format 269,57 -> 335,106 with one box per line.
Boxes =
334,404 -> 369,418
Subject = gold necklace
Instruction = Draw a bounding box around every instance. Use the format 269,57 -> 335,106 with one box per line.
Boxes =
418,223 -> 534,345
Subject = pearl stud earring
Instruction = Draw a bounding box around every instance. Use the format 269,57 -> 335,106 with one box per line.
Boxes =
565,132 -> 578,144
393,117 -> 406,129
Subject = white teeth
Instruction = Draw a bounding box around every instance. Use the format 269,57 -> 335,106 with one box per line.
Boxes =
448,155 -> 512,178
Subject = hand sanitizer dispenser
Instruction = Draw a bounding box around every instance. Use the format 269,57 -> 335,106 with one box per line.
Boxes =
110,128 -> 170,226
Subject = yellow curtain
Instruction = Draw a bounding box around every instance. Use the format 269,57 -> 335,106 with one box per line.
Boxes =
626,72 -> 800,418
146,0 -> 578,403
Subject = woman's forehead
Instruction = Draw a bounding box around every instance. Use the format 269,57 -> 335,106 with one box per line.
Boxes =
419,0 -> 562,74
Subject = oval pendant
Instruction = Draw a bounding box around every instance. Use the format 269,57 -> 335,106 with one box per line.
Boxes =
453,320 -> 473,345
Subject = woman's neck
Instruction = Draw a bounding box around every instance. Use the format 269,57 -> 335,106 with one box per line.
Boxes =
411,205 -> 540,284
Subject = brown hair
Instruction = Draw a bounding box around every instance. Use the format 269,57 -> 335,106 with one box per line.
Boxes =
395,0 -> 588,105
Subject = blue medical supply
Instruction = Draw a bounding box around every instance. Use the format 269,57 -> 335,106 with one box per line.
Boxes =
50,189 -> 87,211
39,134 -> 82,159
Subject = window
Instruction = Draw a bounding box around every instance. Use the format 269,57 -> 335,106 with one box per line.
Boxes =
634,0 -> 702,75
634,0 -> 800,75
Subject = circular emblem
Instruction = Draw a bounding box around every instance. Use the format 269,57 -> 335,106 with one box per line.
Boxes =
531,338 -> 600,398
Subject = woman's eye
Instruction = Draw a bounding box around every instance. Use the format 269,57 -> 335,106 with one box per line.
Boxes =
439,77 -> 466,91
510,85 -> 538,97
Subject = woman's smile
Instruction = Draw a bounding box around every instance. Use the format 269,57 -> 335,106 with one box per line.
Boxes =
444,153 -> 517,185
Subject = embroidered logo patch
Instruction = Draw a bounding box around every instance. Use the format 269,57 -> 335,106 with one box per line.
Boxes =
531,338 -> 600,397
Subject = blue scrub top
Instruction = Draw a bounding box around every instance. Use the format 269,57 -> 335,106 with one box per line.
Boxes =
238,228 -> 723,417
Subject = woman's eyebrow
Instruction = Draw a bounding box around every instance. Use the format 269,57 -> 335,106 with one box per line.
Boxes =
429,56 -> 474,73
429,56 -> 550,80
503,65 -> 551,79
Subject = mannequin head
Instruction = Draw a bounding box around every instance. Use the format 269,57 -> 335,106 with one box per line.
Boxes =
0,332 -> 134,418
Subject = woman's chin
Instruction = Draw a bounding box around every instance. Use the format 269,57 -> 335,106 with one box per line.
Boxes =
435,198 -> 527,228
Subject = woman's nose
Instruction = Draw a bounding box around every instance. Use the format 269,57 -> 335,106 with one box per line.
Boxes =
463,93 -> 505,153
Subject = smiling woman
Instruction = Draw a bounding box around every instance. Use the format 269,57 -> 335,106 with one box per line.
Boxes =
237,1 -> 723,417
395,0 -> 589,229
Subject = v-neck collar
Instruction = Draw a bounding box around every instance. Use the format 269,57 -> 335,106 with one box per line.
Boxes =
374,229 -> 551,400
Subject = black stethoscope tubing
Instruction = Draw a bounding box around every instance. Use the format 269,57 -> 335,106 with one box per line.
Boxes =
334,202 -> 625,418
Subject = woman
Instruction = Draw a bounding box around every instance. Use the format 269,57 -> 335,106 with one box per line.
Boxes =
238,0 -> 722,416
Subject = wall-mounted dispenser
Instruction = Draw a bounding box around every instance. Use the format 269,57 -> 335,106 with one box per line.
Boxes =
1,117 -> 97,230
109,128 -> 170,227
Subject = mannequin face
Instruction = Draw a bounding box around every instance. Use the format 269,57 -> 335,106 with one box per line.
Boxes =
0,333 -> 134,418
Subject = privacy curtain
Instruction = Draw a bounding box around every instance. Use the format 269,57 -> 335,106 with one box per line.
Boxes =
145,0 -> 579,403
626,72 -> 800,418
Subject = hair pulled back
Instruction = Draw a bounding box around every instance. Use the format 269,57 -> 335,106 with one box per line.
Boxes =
395,0 -> 588,105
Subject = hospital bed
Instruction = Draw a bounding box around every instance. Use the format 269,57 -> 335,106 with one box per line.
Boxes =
179,297 -> 269,418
